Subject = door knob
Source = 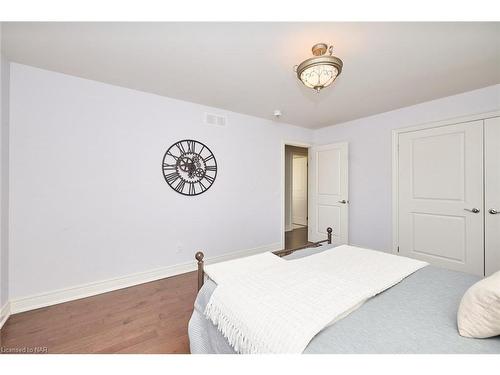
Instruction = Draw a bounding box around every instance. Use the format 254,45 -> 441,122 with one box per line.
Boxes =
338,200 -> 348,204
464,208 -> 480,213
489,209 -> 499,215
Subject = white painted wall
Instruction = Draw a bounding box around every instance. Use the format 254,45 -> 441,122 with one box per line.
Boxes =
292,155 -> 307,226
0,23 -> 3,311
0,24 -> 11,314
314,84 -> 500,252
4,62 -> 500,307
8,63 -> 313,300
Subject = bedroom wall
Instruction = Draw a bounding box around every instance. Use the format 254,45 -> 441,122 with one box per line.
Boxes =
0,23 -> 3,313
314,84 -> 500,252
8,63 -> 313,302
0,24 -> 11,319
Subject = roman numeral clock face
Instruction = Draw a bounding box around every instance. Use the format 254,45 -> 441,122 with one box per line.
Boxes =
162,140 -> 217,196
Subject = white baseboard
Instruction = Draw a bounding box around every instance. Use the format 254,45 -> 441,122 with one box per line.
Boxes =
9,242 -> 282,315
206,242 -> 281,265
292,218 -> 307,226
0,301 -> 11,330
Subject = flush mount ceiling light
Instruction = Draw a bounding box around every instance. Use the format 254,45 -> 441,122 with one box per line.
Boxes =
294,43 -> 343,93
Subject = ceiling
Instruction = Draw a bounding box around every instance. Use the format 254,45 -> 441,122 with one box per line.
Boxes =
2,22 -> 499,128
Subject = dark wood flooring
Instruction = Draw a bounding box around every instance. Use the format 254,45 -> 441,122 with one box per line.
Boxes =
0,271 -> 198,354
285,226 -> 310,250
0,230 -> 311,354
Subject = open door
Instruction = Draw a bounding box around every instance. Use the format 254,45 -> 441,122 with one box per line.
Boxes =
308,142 -> 348,245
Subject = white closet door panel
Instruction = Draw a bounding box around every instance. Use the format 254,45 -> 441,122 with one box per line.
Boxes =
485,117 -> 500,276
398,120 -> 484,276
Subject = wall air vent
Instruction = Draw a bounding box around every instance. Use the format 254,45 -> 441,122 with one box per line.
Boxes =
205,113 -> 227,127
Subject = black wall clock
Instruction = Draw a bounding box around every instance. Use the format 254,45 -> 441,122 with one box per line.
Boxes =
162,139 -> 217,196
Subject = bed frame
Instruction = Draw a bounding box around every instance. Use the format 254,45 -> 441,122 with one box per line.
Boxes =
194,227 -> 332,291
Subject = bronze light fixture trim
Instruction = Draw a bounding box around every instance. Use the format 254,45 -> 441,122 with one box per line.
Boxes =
294,43 -> 343,92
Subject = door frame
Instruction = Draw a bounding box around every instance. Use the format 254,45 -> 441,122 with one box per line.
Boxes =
391,110 -> 500,255
281,140 -> 311,250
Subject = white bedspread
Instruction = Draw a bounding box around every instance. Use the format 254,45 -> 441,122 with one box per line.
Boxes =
204,245 -> 428,354
204,251 -> 284,284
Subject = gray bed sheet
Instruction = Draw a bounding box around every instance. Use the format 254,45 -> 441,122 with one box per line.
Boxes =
188,245 -> 500,353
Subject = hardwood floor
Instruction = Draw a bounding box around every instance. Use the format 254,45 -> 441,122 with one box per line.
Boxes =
0,233 -> 314,354
0,271 -> 198,354
285,226 -> 310,250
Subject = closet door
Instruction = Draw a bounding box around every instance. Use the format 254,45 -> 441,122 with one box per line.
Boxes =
398,120 -> 484,276
485,117 -> 500,276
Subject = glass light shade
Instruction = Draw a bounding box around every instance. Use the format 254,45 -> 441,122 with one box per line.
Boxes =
295,46 -> 343,92
299,64 -> 339,91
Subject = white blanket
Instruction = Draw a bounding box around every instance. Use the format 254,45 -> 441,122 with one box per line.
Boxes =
204,245 -> 428,354
204,251 -> 284,284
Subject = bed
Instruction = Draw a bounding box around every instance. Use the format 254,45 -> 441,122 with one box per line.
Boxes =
188,229 -> 500,354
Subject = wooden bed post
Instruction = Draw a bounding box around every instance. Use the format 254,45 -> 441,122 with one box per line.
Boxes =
195,251 -> 205,291
327,227 -> 332,244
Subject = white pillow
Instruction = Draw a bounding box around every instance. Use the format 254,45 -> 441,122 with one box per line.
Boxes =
457,270 -> 500,338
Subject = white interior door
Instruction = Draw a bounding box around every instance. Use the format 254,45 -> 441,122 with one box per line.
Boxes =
308,142 -> 348,244
398,120 -> 484,276
485,117 -> 500,276
292,155 -> 308,226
